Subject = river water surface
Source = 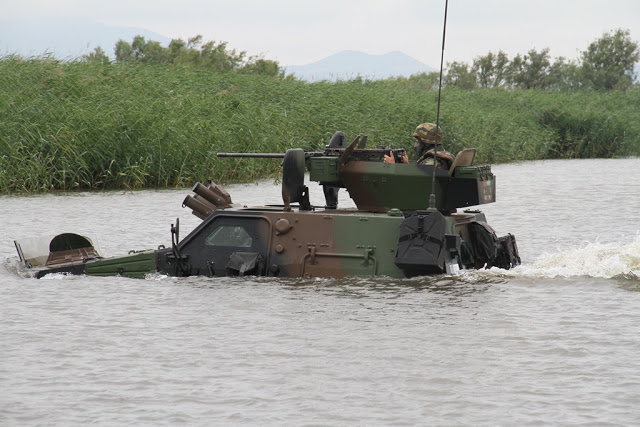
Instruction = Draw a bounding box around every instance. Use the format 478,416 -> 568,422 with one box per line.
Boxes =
2,158 -> 640,425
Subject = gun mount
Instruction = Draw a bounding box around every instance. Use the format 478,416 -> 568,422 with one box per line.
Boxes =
216,132 -> 493,214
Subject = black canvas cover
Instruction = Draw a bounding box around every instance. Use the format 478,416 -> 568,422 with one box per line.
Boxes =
395,210 -> 446,275
49,233 -> 94,252
467,222 -> 520,270
493,234 -> 521,270
467,221 -> 498,266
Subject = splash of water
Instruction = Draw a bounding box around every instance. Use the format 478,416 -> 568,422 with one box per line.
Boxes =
485,236 -> 640,280
6,236 -> 640,283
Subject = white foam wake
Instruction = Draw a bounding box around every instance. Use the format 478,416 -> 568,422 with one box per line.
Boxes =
489,236 -> 640,280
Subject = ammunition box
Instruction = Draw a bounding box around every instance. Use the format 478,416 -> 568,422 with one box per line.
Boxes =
454,165 -> 494,181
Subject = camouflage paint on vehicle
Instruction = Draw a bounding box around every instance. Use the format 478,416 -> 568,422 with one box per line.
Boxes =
19,138 -> 521,279
157,208 -> 410,278
322,160 -> 495,213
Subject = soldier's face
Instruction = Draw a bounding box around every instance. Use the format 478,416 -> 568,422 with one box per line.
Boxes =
414,138 -> 427,156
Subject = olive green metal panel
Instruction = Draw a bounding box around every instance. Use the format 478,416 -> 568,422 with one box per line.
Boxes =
264,210 -> 406,278
308,156 -> 340,183
337,161 -> 495,212
339,162 -> 447,212
85,250 -> 157,278
306,157 -> 497,212
330,212 -> 405,277
328,212 -> 462,277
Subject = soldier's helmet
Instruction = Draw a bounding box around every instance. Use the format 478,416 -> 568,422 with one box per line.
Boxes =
413,123 -> 443,145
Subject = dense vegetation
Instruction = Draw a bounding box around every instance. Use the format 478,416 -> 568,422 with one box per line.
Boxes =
1,31 -> 639,194
87,34 -> 283,77
443,29 -> 639,91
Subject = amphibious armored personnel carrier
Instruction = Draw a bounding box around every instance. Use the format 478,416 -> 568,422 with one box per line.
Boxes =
14,132 -> 520,279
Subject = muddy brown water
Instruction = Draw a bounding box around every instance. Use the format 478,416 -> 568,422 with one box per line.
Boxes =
2,158 -> 640,425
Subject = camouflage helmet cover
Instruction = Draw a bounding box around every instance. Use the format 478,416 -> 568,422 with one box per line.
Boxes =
413,123 -> 443,145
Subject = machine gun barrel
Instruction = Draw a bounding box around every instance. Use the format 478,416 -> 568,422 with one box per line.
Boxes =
218,149 -> 405,162
217,153 -> 286,158
217,152 -> 328,160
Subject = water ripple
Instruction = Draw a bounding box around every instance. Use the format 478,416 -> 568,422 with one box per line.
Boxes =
2,159 -> 640,425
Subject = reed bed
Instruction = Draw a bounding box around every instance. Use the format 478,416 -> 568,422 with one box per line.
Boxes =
1,56 -> 639,193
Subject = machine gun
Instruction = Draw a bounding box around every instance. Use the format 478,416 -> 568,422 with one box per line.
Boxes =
217,133 -> 407,164
218,133 -> 406,211
217,131 -> 494,213
217,148 -> 407,162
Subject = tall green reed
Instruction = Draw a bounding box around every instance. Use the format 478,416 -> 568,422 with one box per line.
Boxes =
1,56 -> 639,193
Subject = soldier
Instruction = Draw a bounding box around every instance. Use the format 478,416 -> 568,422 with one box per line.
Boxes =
383,123 -> 454,170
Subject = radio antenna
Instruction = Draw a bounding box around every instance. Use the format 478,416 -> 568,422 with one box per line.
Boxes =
428,0 -> 449,212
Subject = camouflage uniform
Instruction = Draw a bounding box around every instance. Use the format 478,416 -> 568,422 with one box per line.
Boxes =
413,123 -> 454,170
418,149 -> 455,169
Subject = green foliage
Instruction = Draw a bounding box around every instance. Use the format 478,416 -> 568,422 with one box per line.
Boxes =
110,34 -> 282,76
444,61 -> 477,89
536,90 -> 638,157
389,72 -> 440,91
581,28 -> 640,91
82,46 -> 110,65
445,28 -> 639,92
506,48 -> 551,89
1,57 -> 639,193
240,58 -> 283,77
472,50 -> 509,88
545,57 -> 582,91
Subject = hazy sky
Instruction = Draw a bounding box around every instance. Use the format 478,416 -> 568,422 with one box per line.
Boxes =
3,0 -> 639,67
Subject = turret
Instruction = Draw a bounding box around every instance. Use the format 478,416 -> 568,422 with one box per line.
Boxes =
216,131 -> 495,213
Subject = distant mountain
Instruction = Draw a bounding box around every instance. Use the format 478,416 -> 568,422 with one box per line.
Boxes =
0,19 -> 170,59
285,50 -> 435,81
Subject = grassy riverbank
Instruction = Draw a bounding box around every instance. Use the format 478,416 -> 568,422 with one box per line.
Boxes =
1,57 -> 639,193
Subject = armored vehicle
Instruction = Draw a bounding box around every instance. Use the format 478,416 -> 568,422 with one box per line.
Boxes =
14,132 -> 520,279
